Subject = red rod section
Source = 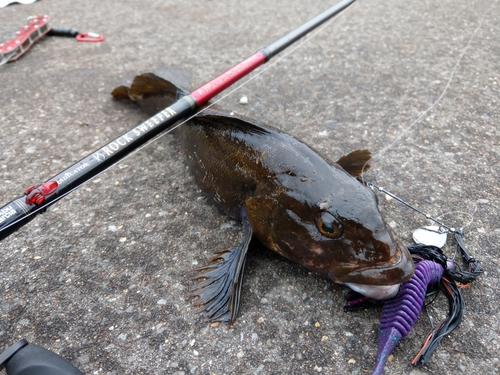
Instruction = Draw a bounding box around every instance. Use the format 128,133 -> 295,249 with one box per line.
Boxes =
0,0 -> 356,242
190,51 -> 267,106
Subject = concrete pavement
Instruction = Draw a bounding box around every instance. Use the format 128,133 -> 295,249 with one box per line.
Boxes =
1,0 -> 499,374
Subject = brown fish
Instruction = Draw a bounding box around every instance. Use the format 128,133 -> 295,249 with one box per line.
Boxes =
112,73 -> 414,322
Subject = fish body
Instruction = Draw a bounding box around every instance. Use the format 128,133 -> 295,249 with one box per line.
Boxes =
181,109 -> 413,288
112,74 -> 414,321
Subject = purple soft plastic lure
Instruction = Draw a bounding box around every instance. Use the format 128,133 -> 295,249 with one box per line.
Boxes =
355,185 -> 483,374
360,235 -> 482,375
372,260 -> 443,375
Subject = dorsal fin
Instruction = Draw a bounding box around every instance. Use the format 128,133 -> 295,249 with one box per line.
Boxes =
336,149 -> 371,177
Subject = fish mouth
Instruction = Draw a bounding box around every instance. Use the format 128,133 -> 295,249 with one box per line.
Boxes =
328,241 -> 415,291
336,243 -> 413,300
344,282 -> 400,300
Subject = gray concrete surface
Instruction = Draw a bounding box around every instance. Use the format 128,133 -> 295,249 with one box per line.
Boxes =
0,0 -> 499,374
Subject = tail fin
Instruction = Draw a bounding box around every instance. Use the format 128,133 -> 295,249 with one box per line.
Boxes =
111,73 -> 188,113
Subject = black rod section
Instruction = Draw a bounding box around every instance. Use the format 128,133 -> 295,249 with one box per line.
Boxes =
0,0 -> 356,241
260,0 -> 355,59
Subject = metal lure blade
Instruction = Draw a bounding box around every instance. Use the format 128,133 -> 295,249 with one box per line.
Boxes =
412,226 -> 447,248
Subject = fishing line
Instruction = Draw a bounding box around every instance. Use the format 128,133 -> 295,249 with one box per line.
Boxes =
361,0 -> 496,239
0,1 -> 358,231
434,205 -> 477,231
130,1 -> 359,142
54,2 -> 358,191
357,11 -> 488,359
361,0 -> 496,185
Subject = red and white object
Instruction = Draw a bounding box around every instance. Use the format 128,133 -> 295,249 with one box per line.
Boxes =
0,15 -> 50,65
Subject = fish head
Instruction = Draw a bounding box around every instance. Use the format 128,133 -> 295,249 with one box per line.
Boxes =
248,166 -> 414,300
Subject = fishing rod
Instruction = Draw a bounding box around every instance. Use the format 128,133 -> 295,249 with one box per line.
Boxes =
0,0 -> 356,242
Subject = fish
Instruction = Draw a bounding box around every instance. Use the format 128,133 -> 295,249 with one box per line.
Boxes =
112,73 -> 415,323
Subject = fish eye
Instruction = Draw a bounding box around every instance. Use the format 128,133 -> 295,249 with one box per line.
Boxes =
316,212 -> 343,239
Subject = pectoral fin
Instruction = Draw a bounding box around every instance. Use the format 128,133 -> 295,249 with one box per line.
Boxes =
190,207 -> 253,323
336,149 -> 372,177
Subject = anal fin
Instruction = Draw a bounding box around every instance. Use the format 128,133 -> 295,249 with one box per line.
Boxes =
190,208 -> 253,323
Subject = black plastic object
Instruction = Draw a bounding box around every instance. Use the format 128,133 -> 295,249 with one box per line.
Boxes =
47,28 -> 79,38
0,339 -> 84,375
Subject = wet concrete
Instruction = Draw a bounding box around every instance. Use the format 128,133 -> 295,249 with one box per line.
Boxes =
0,0 -> 499,374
